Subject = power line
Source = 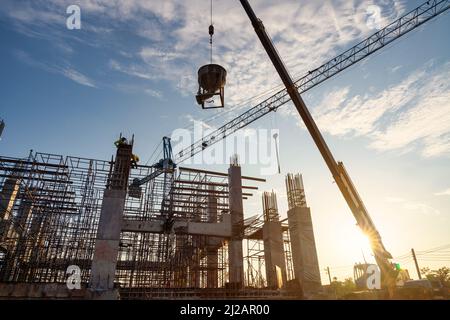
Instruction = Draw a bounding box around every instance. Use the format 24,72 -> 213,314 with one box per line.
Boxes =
393,244 -> 450,261
417,244 -> 450,254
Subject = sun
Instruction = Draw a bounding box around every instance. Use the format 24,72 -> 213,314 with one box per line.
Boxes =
354,230 -> 373,257
336,223 -> 375,264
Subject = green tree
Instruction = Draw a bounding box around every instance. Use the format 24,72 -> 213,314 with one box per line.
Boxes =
420,266 -> 450,286
331,277 -> 357,298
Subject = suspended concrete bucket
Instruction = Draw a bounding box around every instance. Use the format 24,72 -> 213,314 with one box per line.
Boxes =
195,64 -> 227,109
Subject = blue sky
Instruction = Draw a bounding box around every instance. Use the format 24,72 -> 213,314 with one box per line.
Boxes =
0,0 -> 449,281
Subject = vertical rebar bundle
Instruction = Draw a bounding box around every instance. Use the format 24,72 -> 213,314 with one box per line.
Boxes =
262,191 -> 279,222
285,173 -> 306,209
230,154 -> 239,167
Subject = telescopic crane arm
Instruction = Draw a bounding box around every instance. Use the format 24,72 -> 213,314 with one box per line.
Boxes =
239,0 -> 396,285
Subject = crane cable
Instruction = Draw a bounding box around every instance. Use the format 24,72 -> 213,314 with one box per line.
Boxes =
209,0 -> 214,64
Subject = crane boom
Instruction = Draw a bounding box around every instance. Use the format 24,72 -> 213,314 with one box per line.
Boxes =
174,0 -> 449,164
238,0 -> 397,288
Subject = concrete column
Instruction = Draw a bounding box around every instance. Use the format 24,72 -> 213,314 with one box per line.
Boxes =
0,177 -> 20,220
263,221 -> 287,288
10,197 -> 34,282
89,189 -> 126,291
287,206 -> 321,294
0,178 -> 20,281
0,178 -> 20,240
15,198 -> 33,234
23,212 -> 45,279
228,164 -> 244,288
207,186 -> 218,288
189,243 -> 201,288
174,235 -> 186,288
190,208 -> 201,288
89,140 -> 132,298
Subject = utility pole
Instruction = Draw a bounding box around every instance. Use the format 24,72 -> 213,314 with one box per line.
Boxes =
325,267 -> 332,284
325,267 -> 337,299
411,248 -> 422,279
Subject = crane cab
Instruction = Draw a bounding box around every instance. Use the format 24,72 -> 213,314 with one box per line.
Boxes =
196,64 -> 227,109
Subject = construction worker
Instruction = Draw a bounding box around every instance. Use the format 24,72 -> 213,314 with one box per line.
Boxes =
131,154 -> 140,169
114,137 -> 128,148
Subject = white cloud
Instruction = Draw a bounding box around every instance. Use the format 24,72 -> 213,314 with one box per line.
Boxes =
312,62 -> 450,158
14,50 -> 96,88
139,48 -> 184,62
385,197 -> 441,216
60,68 -> 96,88
109,59 -> 156,80
402,202 -> 441,216
390,65 -> 402,73
385,196 -> 406,203
6,2 -> 62,25
144,88 -> 163,99
435,188 -> 450,196
370,65 -> 450,157
181,114 -> 217,131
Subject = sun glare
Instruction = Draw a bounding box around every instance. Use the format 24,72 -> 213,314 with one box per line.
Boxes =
355,230 -> 373,256
336,224 -> 374,265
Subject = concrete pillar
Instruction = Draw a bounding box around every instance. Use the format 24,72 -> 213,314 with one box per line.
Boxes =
0,248 -> 4,275
89,189 -> 126,291
15,197 -> 33,234
228,163 -> 244,288
189,237 -> 201,288
174,235 -> 187,288
0,178 -> 20,239
27,212 -> 45,256
0,177 -> 20,220
192,259 -> 201,288
263,221 -> 287,288
287,206 -> 321,294
207,186 -> 218,288
10,196 -> 34,282
22,212 -> 45,280
0,177 -> 20,281
89,140 -> 132,297
189,207 -> 202,288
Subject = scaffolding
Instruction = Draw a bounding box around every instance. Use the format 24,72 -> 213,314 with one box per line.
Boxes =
0,150 -> 300,299
243,214 -> 294,289
0,151 -> 229,294
244,215 -> 266,288
0,152 -> 109,283
117,166 -> 232,295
